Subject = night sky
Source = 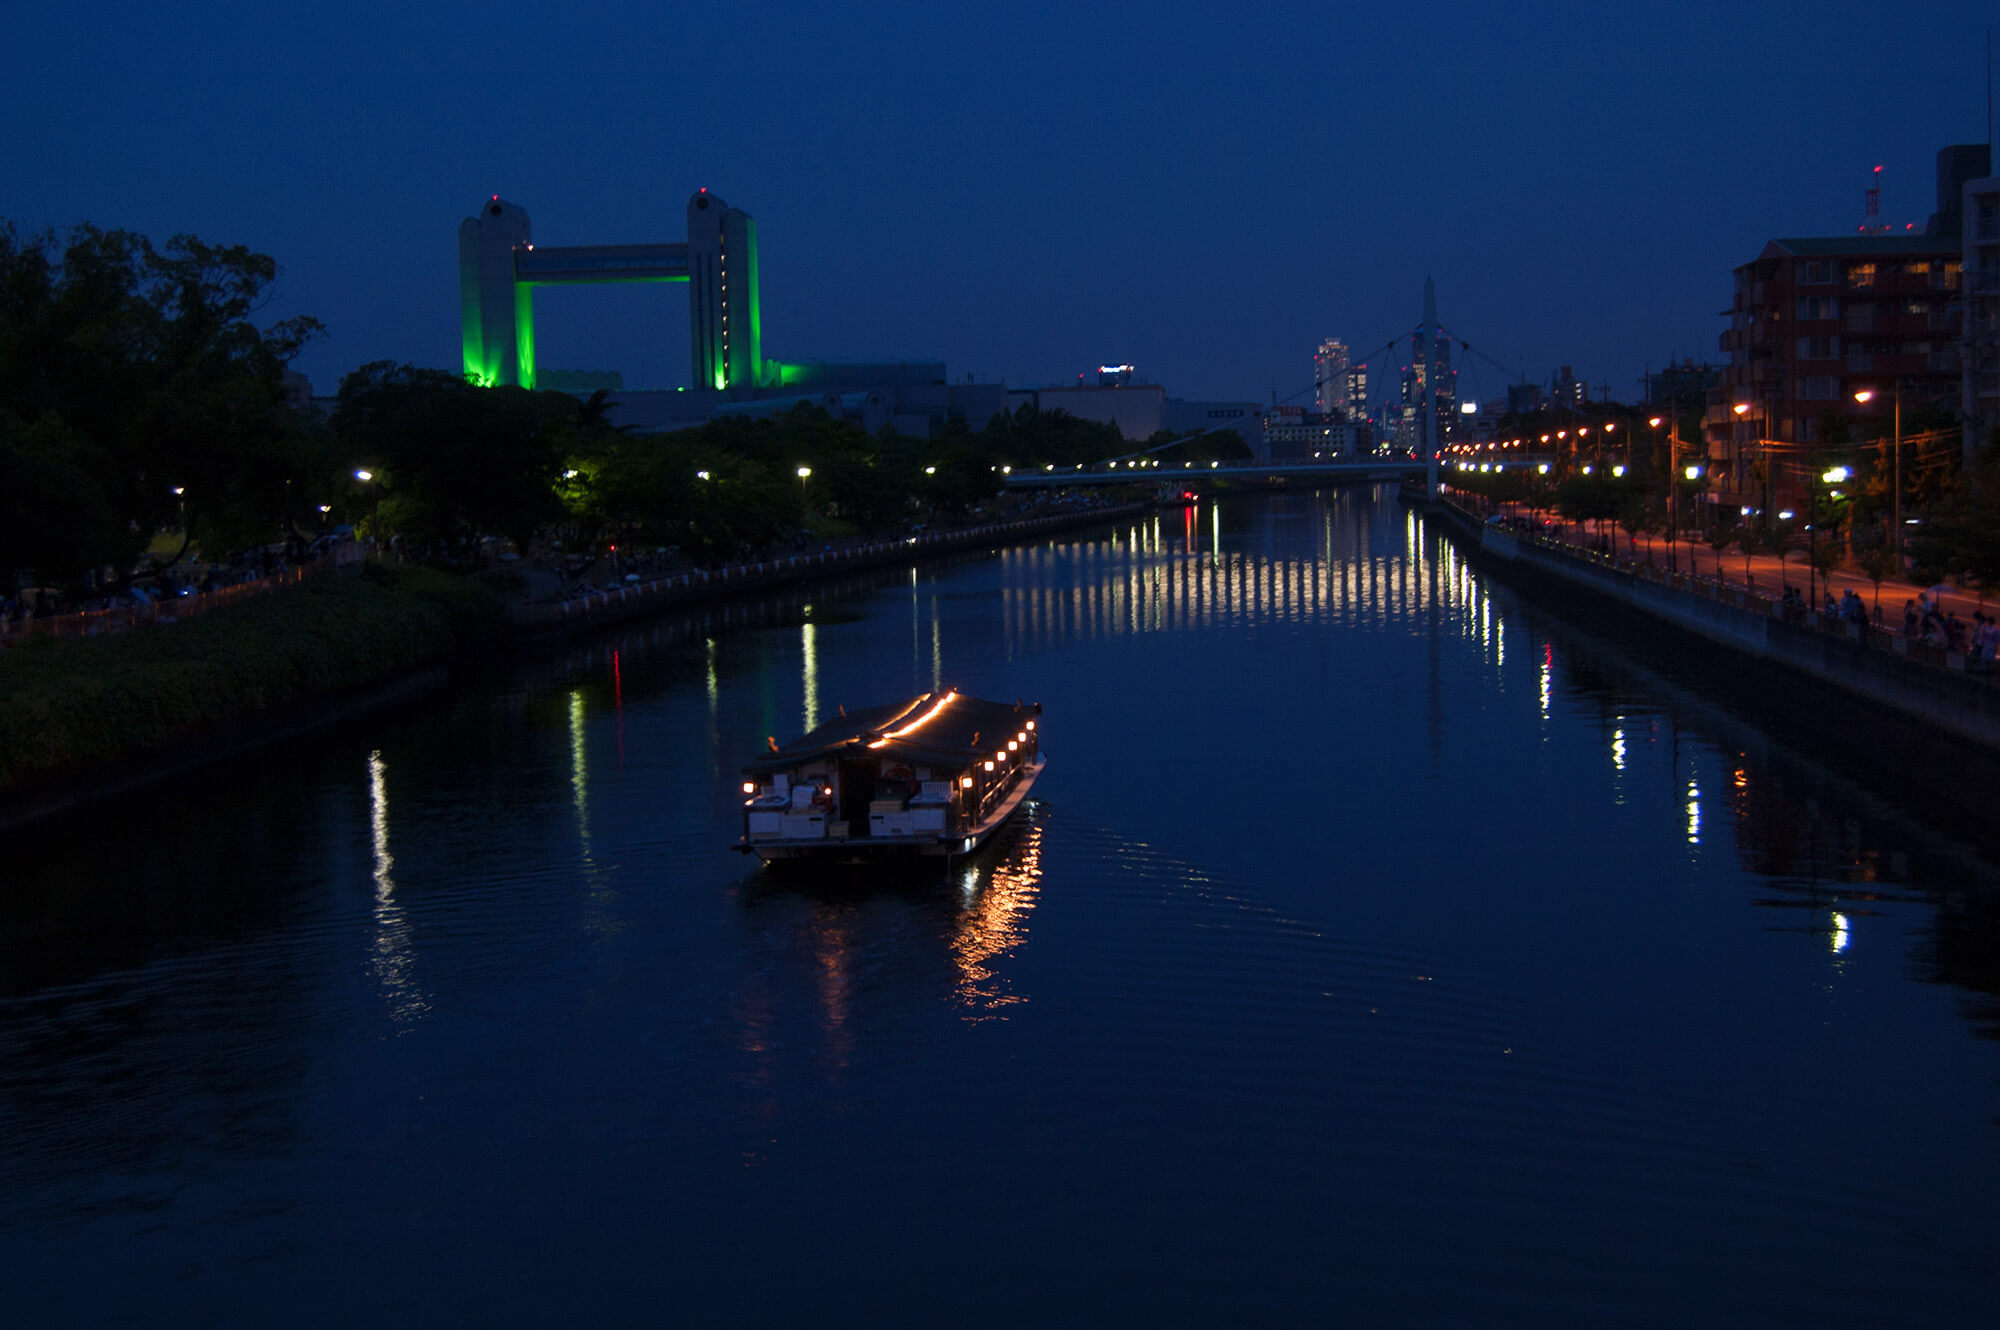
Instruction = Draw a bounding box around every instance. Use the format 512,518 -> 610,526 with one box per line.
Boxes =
5,2 -> 1993,408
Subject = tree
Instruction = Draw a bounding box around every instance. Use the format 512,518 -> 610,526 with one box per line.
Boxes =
1554,472 -> 1617,551
1768,516 -> 1806,595
0,220 -> 323,587
333,363 -> 569,558
1703,509 -> 1741,582
1736,518 -> 1767,588
0,413 -> 125,587
1855,537 -> 1902,620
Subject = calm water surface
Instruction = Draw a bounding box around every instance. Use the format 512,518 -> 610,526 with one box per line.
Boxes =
3,489 -> 1997,1326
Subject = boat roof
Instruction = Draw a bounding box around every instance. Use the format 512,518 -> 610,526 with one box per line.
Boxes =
743,690 -> 1040,774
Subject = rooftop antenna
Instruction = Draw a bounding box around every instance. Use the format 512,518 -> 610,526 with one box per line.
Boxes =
1861,164 -> 1885,233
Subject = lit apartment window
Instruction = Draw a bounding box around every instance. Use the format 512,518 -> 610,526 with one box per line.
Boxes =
1847,263 -> 1876,289
1938,261 -> 1963,290
1908,261 -> 1931,275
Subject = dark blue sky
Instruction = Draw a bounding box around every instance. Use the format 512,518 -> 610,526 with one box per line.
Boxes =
5,1 -> 1993,407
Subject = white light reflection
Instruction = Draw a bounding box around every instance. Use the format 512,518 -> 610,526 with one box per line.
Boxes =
1831,911 -> 1851,955
569,690 -> 590,836
801,620 -> 820,733
1611,727 -> 1627,771
1539,647 -> 1552,717
1686,781 -> 1702,845
704,636 -> 719,710
367,750 -> 427,1030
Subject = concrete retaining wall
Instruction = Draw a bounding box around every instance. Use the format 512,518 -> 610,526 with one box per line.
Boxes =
1436,503 -> 2000,753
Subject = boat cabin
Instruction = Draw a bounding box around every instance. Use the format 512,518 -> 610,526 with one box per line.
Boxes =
736,690 -> 1044,858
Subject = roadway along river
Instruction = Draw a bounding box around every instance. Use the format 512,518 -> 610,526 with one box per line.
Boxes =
4,488 -> 1997,1325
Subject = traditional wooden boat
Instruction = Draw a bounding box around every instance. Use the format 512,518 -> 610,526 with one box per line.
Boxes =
734,690 -> 1044,862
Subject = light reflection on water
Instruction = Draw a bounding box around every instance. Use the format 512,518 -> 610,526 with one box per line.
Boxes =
2,488 -> 1998,1325
366,749 -> 425,1031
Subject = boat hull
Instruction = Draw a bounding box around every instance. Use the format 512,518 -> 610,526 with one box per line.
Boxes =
742,755 -> 1044,863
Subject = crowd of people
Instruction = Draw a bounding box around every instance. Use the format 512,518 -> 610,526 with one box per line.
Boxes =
1779,585 -> 1872,626
1901,596 -> 2000,663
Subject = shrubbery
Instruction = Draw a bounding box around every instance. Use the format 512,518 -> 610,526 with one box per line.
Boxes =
0,563 -> 499,789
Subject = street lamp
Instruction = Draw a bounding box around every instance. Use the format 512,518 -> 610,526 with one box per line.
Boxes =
1731,399 -> 1776,527
1657,414 -> 1688,575
796,465 -> 812,517
1808,466 -> 1851,609
1853,385 -> 1902,560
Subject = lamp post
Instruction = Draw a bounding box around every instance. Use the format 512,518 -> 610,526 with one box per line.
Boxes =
796,465 -> 812,520
1810,465 -> 1850,609
1730,399 -> 1773,528
1649,415 -> 1674,573
1730,401 -> 1750,522
1853,384 -> 1901,560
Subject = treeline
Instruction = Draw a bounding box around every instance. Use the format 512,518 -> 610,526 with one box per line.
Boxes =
2,220 -> 1232,593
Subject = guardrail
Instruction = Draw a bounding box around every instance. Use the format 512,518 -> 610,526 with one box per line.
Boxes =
2,544 -> 366,644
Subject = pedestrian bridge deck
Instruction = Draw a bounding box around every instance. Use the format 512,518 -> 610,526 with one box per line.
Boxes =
1004,459 -> 1424,488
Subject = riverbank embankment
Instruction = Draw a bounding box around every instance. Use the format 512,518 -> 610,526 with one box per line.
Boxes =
0,500 -> 1155,833
508,500 -> 1150,641
1421,493 -> 2000,824
0,562 -> 498,833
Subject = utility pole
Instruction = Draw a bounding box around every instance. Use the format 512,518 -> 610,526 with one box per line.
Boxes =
1668,413 -> 1680,575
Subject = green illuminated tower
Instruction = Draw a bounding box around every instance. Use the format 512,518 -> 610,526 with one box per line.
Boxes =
458,190 -> 769,392
458,196 -> 532,388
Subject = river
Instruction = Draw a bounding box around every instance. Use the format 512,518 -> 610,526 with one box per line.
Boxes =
3,487 -> 1996,1326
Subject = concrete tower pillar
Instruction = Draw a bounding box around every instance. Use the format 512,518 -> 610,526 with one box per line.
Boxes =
686,190 -> 767,391
687,190 -> 725,390
458,197 -> 532,387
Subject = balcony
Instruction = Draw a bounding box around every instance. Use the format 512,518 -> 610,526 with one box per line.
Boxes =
1976,215 -> 2000,242
1931,350 -> 1962,372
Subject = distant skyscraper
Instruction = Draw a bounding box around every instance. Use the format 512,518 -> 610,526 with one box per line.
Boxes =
1434,332 -> 1457,442
1314,339 -> 1350,417
1402,325 -> 1458,449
